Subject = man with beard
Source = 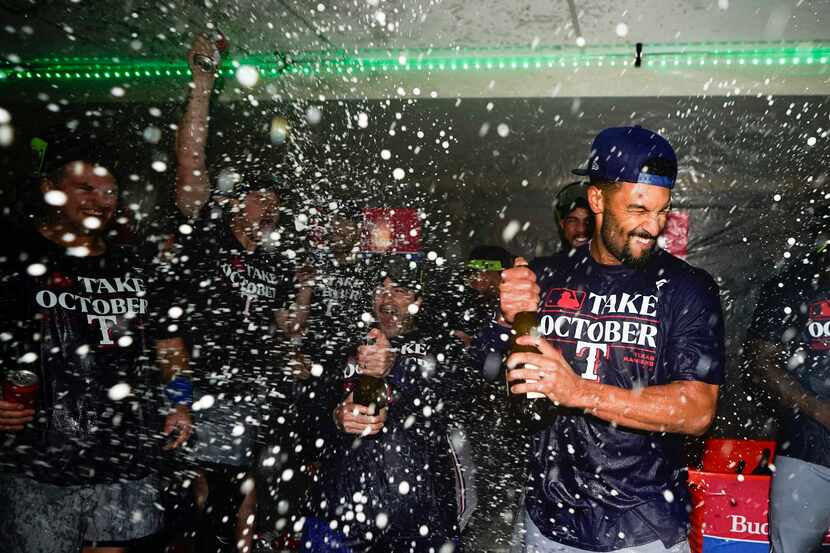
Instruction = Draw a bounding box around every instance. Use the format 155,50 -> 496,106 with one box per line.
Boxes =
486,126 -> 725,552
554,181 -> 593,252
0,127 -> 192,553
300,254 -> 465,552
743,220 -> 830,553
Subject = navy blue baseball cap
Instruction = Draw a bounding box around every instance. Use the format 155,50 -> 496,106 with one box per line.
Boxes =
572,126 -> 678,189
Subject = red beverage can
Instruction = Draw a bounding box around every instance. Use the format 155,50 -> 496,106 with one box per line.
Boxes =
3,370 -> 39,409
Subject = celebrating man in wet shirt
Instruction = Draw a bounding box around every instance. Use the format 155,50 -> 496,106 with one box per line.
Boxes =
744,238 -> 830,553
0,127 -> 192,553
483,126 -> 725,553
155,33 -> 311,553
301,254 -> 465,552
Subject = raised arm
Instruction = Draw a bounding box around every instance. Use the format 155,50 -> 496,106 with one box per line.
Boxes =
175,33 -> 219,218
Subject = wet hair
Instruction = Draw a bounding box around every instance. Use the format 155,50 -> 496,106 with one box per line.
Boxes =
373,253 -> 427,297
588,180 -> 622,193
557,196 -> 591,220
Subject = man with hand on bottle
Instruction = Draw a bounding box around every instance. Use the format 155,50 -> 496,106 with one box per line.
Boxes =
487,126 -> 725,553
301,254 -> 464,552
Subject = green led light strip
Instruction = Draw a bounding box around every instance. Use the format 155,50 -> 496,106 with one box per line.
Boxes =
2,42 -> 829,82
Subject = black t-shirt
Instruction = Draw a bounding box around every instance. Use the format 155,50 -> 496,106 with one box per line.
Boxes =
303,253 -> 377,361
476,245 -> 725,550
747,263 -> 830,468
0,223 -> 161,484
314,322 -> 465,546
155,204 -> 296,400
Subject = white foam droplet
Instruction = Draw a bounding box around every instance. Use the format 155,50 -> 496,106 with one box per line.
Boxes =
662,489 -> 675,503
82,216 -> 101,230
198,394 -> 215,410
305,106 -> 322,125
807,136 -> 817,146
143,126 -> 161,144
110,86 -> 125,97
117,335 -> 133,348
357,112 -> 369,128
497,123 -> 510,137
576,36 -> 586,47
615,23 -> 629,37
18,352 -> 38,364
44,190 -> 67,206
502,220 -> 521,242
380,149 -> 391,160
236,65 -> 259,88
311,363 -> 324,377
178,224 -> 192,235
27,263 -> 47,276
0,107 -> 10,124
240,478 -> 255,495
168,306 -> 183,319
0,125 -> 13,147
108,382 -> 131,401
376,512 -> 388,529
281,468 -> 294,481
392,168 -> 406,180
398,481 -> 410,495
151,161 -> 167,173
419,525 -> 429,536
407,303 -> 419,315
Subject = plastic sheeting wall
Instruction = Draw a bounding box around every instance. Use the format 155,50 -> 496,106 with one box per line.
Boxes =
2,94 -> 829,439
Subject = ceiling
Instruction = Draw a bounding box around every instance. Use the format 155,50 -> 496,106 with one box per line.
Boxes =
1,1 -> 829,101
1,0 -> 828,60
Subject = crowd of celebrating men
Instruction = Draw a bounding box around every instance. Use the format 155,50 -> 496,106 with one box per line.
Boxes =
0,34 -> 827,553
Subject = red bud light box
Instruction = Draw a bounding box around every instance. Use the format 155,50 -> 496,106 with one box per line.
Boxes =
689,439 -> 830,552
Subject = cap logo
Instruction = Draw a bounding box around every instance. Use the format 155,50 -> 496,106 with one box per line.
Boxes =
466,259 -> 503,272
591,158 -> 600,171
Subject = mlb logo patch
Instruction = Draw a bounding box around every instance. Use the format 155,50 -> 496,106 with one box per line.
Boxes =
544,288 -> 584,311
809,300 -> 830,320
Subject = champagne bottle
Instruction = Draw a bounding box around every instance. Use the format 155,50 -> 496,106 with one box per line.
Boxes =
507,311 -> 545,399
352,333 -> 387,415
353,375 -> 387,414
506,311 -> 554,428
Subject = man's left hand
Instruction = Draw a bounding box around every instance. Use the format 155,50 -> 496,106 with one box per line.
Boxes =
506,335 -> 584,407
163,404 -> 193,450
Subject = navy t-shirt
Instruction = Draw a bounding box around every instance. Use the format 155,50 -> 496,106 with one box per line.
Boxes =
747,263 -> 830,469
0,224 -> 161,484
476,245 -> 725,551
